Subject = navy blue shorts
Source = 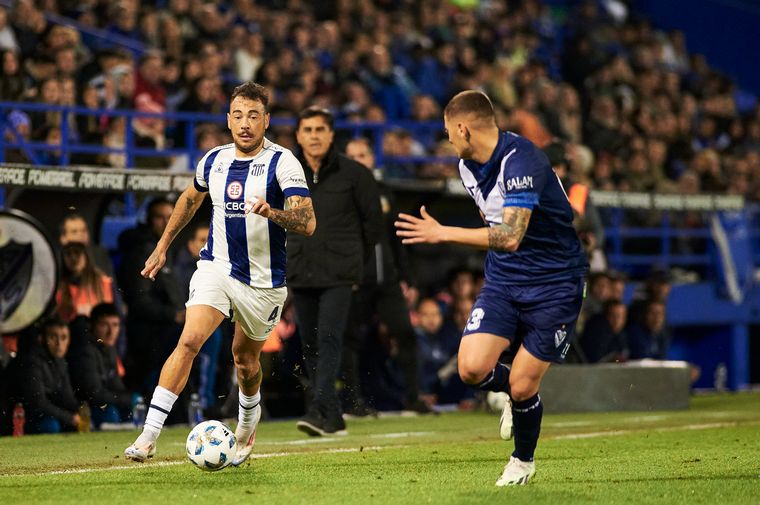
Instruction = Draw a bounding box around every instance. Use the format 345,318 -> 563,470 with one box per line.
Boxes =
462,278 -> 585,363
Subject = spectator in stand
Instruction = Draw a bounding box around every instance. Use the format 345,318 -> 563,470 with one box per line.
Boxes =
360,44 -> 417,120
118,198 -> 185,397
628,269 -> 672,328
68,303 -> 132,429
56,242 -> 114,323
627,300 -> 669,360
0,49 -> 23,100
22,316 -> 81,434
59,213 -> 114,277
415,298 -> 462,409
580,300 -> 628,364
343,137 -> 431,414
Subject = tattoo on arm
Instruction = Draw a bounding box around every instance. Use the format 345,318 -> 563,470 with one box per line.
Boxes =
162,189 -> 203,245
488,207 -> 532,251
267,195 -> 316,235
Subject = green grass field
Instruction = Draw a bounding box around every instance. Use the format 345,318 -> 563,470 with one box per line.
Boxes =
1,393 -> 759,505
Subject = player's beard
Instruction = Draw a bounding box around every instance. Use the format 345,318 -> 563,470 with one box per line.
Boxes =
236,134 -> 263,154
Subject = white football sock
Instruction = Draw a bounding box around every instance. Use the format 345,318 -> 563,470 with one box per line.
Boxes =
139,386 -> 178,443
238,390 -> 261,428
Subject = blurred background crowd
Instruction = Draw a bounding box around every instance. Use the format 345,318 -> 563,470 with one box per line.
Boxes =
1,0 -> 759,198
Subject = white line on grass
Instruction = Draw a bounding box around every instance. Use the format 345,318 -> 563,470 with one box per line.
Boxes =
549,421 -> 749,440
3,446 -> 398,478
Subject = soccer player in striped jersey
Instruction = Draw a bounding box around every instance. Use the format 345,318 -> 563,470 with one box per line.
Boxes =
125,81 -> 316,465
395,91 -> 587,486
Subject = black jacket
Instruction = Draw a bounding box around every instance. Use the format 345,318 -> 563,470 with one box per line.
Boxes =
68,318 -> 132,409
287,148 -> 382,288
362,183 -> 415,287
21,346 -> 79,426
117,224 -> 185,326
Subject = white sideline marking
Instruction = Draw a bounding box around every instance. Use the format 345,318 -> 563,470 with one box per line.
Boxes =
544,421 -> 593,428
549,421 -> 743,440
3,446 -> 395,478
170,431 -> 433,447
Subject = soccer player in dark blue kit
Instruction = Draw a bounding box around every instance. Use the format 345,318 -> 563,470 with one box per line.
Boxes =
395,90 -> 588,486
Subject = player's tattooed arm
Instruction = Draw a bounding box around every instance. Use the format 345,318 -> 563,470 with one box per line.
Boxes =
488,206 -> 532,252
248,195 -> 316,235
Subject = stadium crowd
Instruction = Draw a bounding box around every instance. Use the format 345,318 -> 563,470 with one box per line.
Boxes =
0,0 -> 740,432
1,0 -> 759,199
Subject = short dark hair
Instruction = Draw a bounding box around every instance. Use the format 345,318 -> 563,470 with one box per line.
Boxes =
296,106 -> 334,131
41,315 -> 67,335
59,212 -> 86,236
230,81 -> 270,109
147,197 -> 173,221
444,90 -> 496,123
347,137 -> 372,150
90,303 -> 119,324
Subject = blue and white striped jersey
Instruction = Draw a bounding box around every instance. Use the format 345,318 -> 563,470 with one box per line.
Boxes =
193,138 -> 310,288
458,131 -> 587,286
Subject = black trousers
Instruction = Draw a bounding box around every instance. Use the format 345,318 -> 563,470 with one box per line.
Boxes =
292,286 -> 353,418
344,282 -> 420,405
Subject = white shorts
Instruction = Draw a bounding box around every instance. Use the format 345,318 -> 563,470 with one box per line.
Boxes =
186,260 -> 287,341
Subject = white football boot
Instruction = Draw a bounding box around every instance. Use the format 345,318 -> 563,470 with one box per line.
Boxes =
232,404 -> 262,466
497,393 -> 513,440
124,439 -> 156,462
495,456 -> 536,486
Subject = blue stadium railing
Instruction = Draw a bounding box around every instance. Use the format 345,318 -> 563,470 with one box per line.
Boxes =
0,101 -> 448,170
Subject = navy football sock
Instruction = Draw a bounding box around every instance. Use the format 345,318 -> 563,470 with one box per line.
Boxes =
511,393 -> 543,462
475,362 -> 511,394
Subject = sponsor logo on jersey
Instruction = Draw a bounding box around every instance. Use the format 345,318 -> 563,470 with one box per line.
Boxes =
226,181 -> 243,199
249,163 -> 266,176
506,176 -> 533,192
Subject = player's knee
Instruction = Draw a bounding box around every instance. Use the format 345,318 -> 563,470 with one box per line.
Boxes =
458,361 -> 490,385
178,332 -> 204,356
509,378 -> 539,402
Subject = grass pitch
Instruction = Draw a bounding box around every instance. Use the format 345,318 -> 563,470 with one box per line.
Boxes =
1,393 -> 758,505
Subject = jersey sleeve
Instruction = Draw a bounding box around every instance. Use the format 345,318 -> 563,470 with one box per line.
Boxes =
194,151 -> 211,192
276,150 -> 310,198
501,148 -> 547,209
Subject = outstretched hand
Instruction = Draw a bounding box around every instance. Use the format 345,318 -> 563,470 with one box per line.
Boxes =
141,248 -> 167,281
395,206 -> 446,245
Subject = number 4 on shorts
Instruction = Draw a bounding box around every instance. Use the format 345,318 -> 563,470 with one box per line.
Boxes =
267,306 -> 280,322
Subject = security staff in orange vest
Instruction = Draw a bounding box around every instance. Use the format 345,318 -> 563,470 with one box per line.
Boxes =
543,142 -> 606,271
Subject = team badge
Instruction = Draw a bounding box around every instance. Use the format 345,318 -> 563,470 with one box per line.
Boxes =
226,181 -> 243,199
554,327 -> 567,348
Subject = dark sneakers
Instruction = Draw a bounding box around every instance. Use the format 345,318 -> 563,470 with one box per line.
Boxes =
402,399 -> 437,415
297,408 -> 348,437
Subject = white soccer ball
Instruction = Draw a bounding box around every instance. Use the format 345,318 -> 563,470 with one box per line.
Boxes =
186,420 -> 237,471
486,391 -> 509,413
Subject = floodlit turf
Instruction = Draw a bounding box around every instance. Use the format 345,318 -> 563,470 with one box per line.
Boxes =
1,393 -> 758,505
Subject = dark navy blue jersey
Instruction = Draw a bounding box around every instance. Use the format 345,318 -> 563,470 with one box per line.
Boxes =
458,131 -> 588,286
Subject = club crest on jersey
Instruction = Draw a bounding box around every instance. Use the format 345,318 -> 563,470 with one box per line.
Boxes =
506,176 -> 533,192
226,181 -> 243,199
249,162 -> 266,176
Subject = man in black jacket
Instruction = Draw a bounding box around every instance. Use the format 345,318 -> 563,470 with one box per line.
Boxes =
117,198 -> 186,398
343,137 -> 431,414
289,107 -> 382,436
22,317 -> 81,434
68,303 -> 133,428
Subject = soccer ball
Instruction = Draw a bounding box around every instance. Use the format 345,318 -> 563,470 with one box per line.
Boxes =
486,391 -> 509,413
186,420 -> 237,471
